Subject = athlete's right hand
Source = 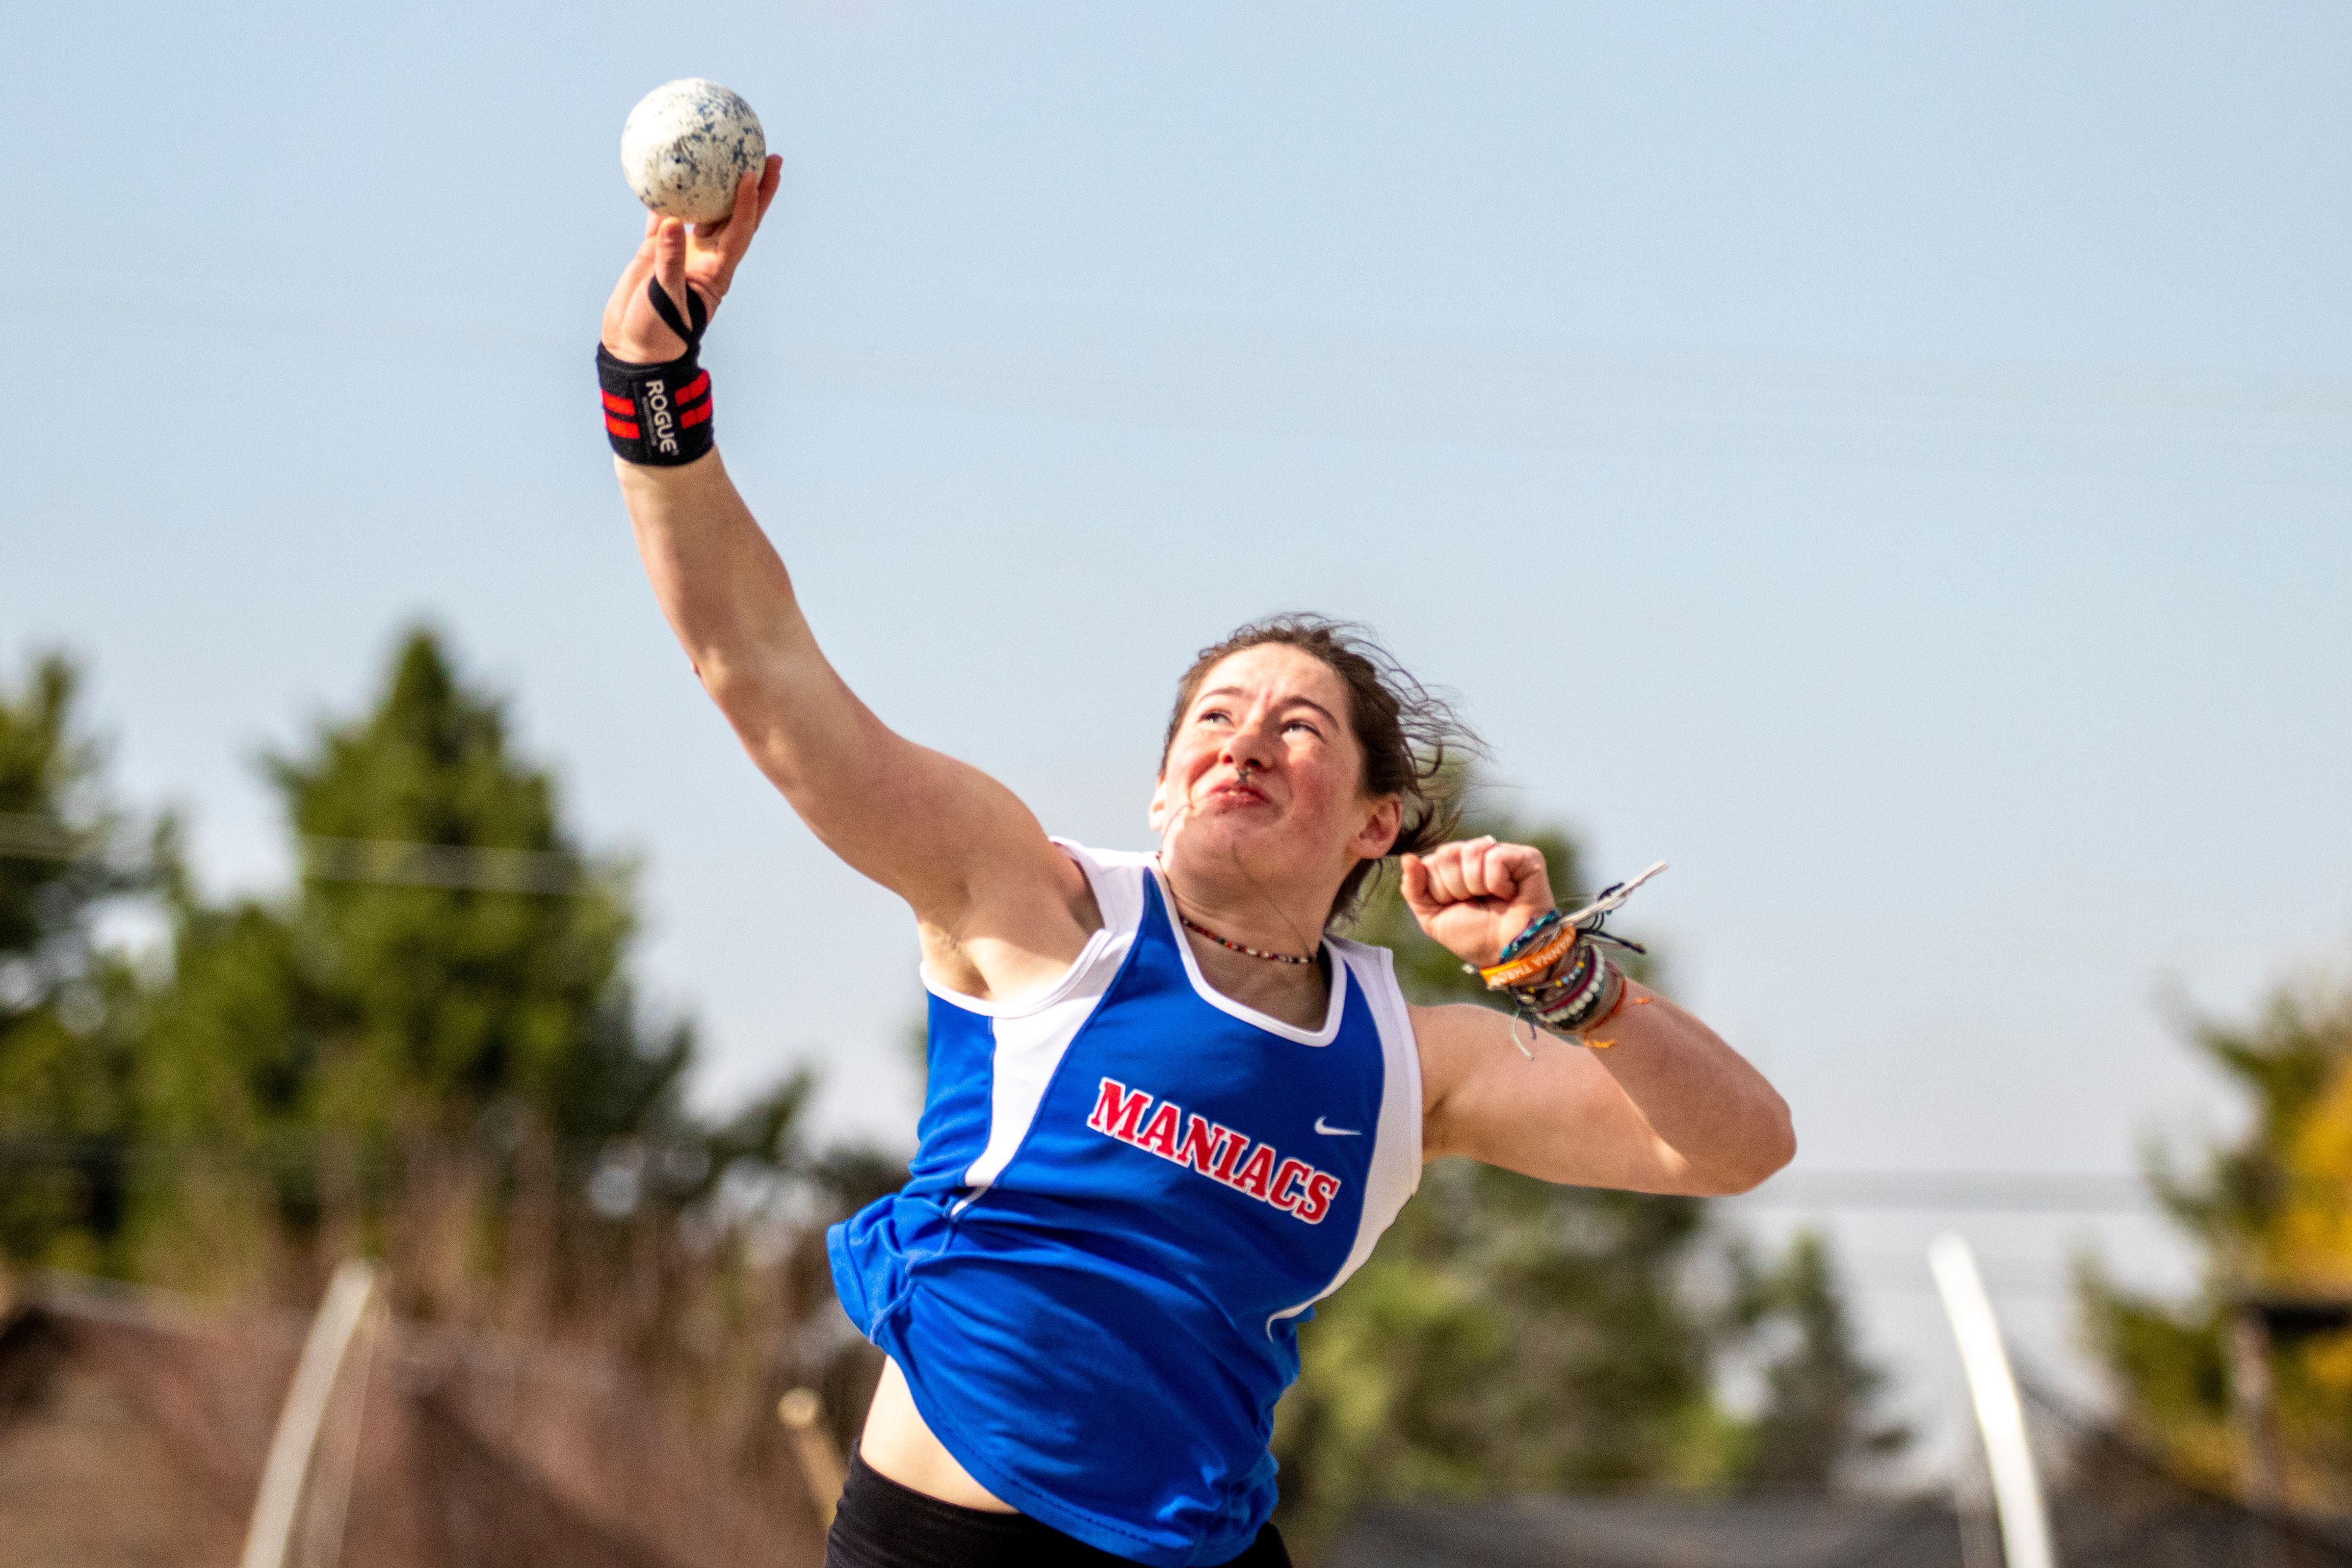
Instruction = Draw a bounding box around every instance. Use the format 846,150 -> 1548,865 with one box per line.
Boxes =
601,154 -> 783,363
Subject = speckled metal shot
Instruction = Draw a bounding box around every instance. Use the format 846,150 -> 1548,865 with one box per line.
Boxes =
620,80 -> 766,225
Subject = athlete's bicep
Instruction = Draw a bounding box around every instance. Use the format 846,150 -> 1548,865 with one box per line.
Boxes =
1413,1003 -> 1703,1193
758,693 -> 1056,914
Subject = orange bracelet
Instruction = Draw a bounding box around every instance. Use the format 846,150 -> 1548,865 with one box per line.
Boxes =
1477,926 -> 1578,989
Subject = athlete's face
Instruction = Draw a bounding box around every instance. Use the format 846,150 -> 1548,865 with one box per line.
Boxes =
1149,645 -> 1401,897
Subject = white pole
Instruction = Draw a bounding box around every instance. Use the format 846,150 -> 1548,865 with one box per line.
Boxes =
1929,1234 -> 2058,1568
241,1259 -> 380,1568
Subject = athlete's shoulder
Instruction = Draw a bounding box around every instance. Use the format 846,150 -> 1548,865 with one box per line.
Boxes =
1048,838 -> 1158,876
1323,932 -> 1395,965
1046,839 -> 1156,933
1324,933 -> 1404,991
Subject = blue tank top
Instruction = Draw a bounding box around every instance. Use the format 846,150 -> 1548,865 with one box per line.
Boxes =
827,842 -> 1423,1566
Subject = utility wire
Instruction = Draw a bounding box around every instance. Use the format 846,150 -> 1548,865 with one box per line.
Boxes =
1735,1169 -> 2152,1213
0,812 -> 593,895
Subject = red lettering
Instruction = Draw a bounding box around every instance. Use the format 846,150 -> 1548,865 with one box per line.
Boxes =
1295,1171 -> 1341,1224
1268,1158 -> 1313,1213
1178,1115 -> 1232,1176
1210,1128 -> 1253,1184
1084,1080 -> 1340,1226
1088,1078 -> 1152,1141
1233,1144 -> 1277,1200
1137,1102 -> 1183,1158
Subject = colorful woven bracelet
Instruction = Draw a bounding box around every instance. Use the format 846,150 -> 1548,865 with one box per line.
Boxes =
1479,924 -> 1579,990
1495,909 -> 1564,965
1536,951 -> 1623,1037
1515,942 -> 1595,1009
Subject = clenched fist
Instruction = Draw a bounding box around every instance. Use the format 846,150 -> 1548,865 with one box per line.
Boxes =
1400,837 -> 1557,970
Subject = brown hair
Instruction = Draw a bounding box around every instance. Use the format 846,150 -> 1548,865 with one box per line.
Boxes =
1160,614 -> 1480,927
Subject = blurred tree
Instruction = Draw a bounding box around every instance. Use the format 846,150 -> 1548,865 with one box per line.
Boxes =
143,628 -> 687,1148
0,633 -> 878,1473
1729,1228 -> 1910,1489
0,652 -> 159,1270
2083,981 -> 2352,1509
127,627 -> 826,1307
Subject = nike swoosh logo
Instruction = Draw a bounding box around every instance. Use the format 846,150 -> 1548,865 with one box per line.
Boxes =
1314,1117 -> 1362,1136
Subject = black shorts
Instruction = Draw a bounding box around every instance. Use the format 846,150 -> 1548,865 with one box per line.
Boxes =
824,1452 -> 1293,1568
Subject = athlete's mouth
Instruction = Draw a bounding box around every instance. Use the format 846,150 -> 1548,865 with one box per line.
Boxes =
1205,781 -> 1270,809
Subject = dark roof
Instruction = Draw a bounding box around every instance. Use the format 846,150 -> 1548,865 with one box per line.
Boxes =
0,1275 -> 827,1568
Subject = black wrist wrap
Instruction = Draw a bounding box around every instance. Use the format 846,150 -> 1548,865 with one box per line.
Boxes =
597,279 -> 715,466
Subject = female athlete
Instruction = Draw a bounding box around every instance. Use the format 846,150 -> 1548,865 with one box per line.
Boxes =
599,164 -> 1795,1568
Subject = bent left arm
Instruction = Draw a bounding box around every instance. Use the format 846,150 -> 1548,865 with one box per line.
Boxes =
1417,989 -> 1794,1194
1404,837 -> 1795,1196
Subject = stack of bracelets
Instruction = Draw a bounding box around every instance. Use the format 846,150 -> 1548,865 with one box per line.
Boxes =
1471,862 -> 1667,1052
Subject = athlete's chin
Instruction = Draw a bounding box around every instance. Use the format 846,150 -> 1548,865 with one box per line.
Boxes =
1167,816 -> 1313,872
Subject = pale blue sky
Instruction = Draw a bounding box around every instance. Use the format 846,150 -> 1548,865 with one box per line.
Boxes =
7,2 -> 2350,1460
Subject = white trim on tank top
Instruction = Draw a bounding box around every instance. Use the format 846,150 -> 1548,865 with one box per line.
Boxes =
932,842 -> 1147,1205
1145,856 -> 1348,1048
1264,936 -> 1425,1335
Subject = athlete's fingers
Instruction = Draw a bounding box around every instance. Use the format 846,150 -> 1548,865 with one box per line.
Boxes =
654,219 -> 690,322
1462,840 -> 1499,900
1458,842 -> 1496,902
1471,840 -> 1508,902
1414,843 -> 1456,903
1400,854 -> 1438,916
1453,838 -> 1497,902
754,153 -> 782,222
729,162 -> 761,235
704,166 -> 765,293
691,168 -> 751,247
601,228 -> 663,350
1491,843 -> 1544,903
1430,845 -> 1479,907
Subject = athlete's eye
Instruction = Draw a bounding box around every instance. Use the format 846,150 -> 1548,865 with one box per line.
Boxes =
1283,718 -> 1321,737
1196,707 -> 1231,726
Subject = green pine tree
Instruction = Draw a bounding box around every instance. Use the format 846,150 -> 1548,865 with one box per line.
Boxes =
127,627 -> 823,1308
141,628 -> 692,1147
0,652 -> 159,1271
1730,1229 -> 1910,1489
2082,980 -> 2352,1509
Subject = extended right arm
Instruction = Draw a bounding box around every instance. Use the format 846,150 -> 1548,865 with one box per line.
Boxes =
604,170 -> 1089,993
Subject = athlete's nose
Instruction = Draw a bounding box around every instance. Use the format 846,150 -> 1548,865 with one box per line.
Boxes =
1221,724 -> 1274,781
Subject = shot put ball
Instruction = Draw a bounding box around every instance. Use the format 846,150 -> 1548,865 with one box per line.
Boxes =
621,79 -> 766,225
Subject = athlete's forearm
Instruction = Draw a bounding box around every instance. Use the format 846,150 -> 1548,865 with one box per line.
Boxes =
1566,989 -> 1794,1194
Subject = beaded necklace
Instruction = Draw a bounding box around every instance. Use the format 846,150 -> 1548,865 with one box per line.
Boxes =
1178,912 -> 1317,967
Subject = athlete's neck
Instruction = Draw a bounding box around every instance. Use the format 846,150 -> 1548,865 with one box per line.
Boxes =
1183,932 -> 1332,1030
1159,861 -> 1335,1030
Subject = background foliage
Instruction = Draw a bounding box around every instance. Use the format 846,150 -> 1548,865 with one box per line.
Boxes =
2084,981 -> 2352,1512
0,636 -> 1902,1551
